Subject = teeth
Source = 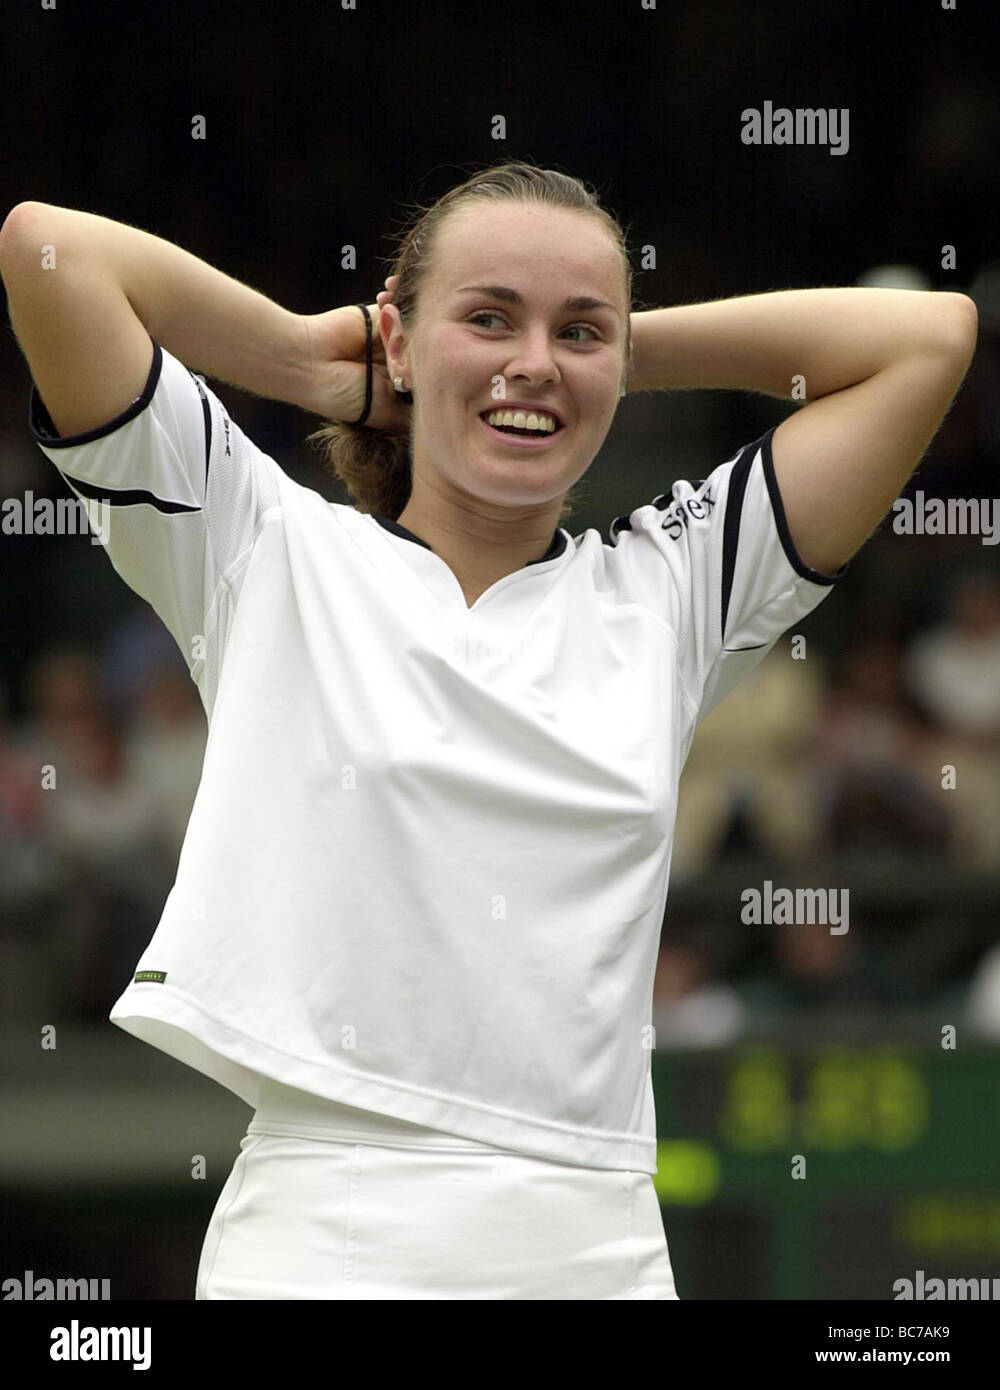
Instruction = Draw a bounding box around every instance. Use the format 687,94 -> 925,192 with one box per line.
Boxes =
484,409 -> 558,433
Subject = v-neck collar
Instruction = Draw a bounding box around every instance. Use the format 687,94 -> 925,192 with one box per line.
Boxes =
359,510 -> 573,614
372,515 -> 568,566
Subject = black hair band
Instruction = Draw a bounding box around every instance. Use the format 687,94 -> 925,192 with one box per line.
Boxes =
347,303 -> 374,427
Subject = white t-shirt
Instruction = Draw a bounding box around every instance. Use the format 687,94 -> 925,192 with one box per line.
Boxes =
27,337 -> 842,1173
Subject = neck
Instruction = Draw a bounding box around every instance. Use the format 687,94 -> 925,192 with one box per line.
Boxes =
394,492 -> 563,595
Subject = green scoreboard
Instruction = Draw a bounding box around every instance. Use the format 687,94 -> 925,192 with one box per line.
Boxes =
650,1044 -> 1000,1299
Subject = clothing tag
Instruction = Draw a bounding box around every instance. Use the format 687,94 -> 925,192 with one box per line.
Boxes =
134,970 -> 167,984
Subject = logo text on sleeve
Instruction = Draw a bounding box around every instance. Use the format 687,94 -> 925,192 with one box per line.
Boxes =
659,484 -> 716,541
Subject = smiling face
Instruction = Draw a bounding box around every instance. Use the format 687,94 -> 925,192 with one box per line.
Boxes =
383,201 -> 630,516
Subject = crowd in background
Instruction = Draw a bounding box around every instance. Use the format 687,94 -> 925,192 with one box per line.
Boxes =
655,567 -> 1000,1047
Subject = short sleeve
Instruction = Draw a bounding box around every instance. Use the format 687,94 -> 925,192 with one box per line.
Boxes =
607,425 -> 845,736
27,337 -> 282,708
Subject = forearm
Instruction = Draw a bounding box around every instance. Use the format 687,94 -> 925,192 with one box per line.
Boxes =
7,201 -> 309,404
628,287 -> 974,400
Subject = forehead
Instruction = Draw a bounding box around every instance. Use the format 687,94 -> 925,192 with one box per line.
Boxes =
432,201 -> 625,301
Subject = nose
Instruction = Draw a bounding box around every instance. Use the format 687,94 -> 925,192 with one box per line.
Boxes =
502,323 -> 561,387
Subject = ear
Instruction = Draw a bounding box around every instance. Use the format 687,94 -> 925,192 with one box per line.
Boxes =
379,302 -> 410,384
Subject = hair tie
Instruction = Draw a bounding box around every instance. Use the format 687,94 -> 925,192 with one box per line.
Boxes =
347,303 -> 374,427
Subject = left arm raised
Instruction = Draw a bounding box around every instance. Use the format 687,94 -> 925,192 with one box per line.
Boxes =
628,287 -> 979,576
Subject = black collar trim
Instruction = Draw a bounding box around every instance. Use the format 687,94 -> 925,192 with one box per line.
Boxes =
373,515 -> 567,566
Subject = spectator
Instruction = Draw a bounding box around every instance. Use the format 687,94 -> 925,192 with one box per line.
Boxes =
14,645 -> 108,793
906,571 -> 1000,740
672,640 -> 826,880
652,941 -> 747,1048
904,572 -> 1000,868
18,651 -> 178,1023
815,632 -> 950,858
739,914 -> 879,1020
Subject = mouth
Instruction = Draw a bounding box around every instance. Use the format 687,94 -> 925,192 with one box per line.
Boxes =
478,407 -> 566,449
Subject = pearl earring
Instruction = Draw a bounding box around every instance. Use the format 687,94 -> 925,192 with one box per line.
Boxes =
393,376 -> 405,392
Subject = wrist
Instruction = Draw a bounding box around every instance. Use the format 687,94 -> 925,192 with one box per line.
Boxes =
295,305 -> 382,424
285,312 -> 324,413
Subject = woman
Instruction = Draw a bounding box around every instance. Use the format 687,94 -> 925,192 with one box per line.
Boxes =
2,161 -> 976,1299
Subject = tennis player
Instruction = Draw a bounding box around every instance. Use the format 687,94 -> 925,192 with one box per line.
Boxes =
0,162 -> 976,1299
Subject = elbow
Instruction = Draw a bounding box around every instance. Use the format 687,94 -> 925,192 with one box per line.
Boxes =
0,202 -> 48,260
936,291 -> 978,358
0,201 -> 66,250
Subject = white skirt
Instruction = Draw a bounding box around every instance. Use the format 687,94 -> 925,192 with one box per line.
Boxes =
196,1076 -> 679,1300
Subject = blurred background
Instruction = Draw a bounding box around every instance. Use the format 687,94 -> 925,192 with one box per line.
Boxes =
1,0 -> 998,1300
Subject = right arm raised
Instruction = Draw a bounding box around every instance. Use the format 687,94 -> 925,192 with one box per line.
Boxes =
0,201 -> 311,438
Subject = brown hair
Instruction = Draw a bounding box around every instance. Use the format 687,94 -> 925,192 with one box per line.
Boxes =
305,160 -> 633,523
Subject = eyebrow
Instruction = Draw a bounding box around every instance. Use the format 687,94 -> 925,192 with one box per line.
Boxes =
454,285 -> 620,314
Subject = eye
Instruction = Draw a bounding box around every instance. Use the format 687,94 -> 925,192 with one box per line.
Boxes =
560,324 -> 601,342
467,311 -> 602,341
468,311 -> 507,329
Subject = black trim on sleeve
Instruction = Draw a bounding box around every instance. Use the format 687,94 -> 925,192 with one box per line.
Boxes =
57,472 -> 200,514
190,371 -> 213,488
759,425 -> 846,586
720,437 -> 756,646
28,338 -> 163,447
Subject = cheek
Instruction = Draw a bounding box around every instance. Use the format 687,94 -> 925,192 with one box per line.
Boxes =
583,346 -> 624,386
579,364 -> 623,422
429,337 -> 491,397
